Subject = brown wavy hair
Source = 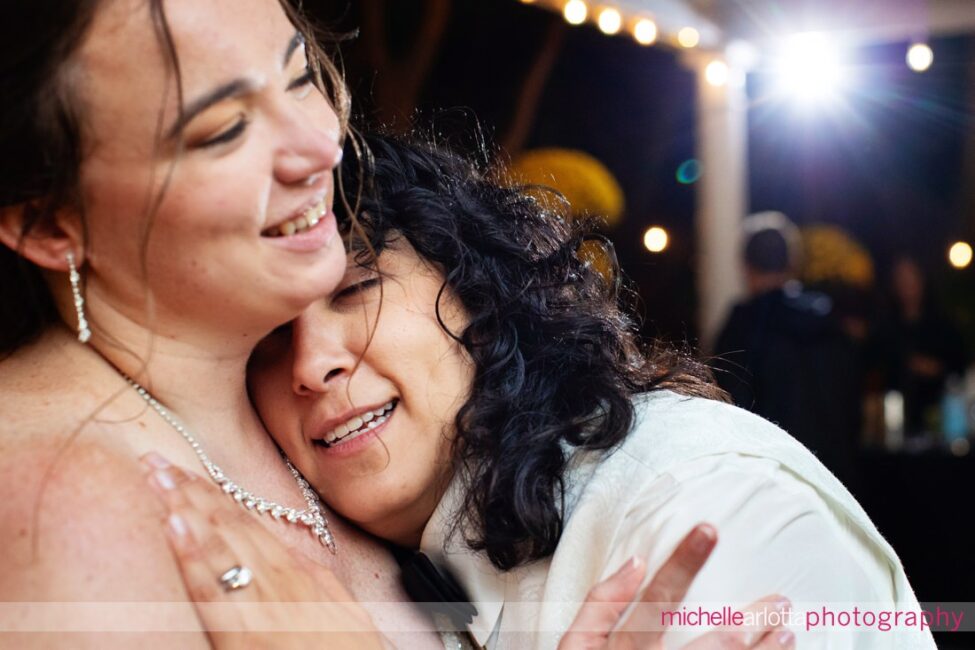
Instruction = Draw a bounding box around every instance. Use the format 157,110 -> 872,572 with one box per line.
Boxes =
0,0 -> 349,355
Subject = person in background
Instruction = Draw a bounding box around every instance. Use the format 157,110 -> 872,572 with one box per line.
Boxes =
873,256 -> 967,437
712,212 -> 861,488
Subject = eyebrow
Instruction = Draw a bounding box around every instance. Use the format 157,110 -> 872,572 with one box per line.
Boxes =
164,31 -> 305,142
164,79 -> 254,141
283,32 -> 305,68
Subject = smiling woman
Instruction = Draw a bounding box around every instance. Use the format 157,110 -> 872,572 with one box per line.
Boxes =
0,1 -> 443,648
249,234 -> 476,547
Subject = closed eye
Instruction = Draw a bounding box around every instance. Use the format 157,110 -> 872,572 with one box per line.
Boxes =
333,277 -> 381,302
197,117 -> 249,148
287,67 -> 315,99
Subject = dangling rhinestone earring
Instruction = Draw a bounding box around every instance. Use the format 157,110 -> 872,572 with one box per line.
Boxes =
66,251 -> 91,343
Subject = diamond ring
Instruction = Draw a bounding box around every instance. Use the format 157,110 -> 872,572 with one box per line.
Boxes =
218,565 -> 254,591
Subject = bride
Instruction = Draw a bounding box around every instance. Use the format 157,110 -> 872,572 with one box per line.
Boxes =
0,0 -> 438,647
0,1 -> 781,648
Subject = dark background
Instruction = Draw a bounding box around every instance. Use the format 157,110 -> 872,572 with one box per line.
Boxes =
312,0 -> 975,347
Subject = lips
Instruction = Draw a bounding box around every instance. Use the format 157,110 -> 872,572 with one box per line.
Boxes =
261,191 -> 329,238
311,399 -> 398,448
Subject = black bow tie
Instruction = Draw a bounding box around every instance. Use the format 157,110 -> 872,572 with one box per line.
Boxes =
392,547 -> 479,628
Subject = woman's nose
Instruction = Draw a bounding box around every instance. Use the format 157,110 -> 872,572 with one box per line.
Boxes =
273,105 -> 342,187
290,311 -> 352,396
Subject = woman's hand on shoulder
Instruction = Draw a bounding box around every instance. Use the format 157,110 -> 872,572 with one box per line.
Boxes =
559,525 -> 795,650
141,452 -> 387,650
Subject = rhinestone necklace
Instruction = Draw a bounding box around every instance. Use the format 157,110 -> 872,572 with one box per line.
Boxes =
127,376 -> 336,554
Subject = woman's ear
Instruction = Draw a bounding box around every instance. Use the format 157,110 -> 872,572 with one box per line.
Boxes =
0,202 -> 85,271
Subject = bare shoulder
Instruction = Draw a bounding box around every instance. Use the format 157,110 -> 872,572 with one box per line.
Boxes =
1,330 -> 117,439
0,436 -> 189,599
0,438 -> 209,648
0,335 -> 206,647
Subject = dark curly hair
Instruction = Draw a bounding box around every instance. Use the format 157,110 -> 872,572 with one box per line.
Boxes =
341,133 -> 725,571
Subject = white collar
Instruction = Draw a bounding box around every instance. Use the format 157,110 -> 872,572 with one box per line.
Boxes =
419,473 -> 508,648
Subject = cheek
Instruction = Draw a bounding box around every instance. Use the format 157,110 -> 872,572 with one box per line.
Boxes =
83,162 -> 263,280
250,363 -> 300,445
423,338 -> 474,418
80,163 -> 154,268
262,395 -> 297,449
301,90 -> 341,136
154,158 -> 268,239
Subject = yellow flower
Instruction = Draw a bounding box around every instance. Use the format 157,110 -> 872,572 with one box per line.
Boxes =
510,148 -> 625,227
799,225 -> 875,289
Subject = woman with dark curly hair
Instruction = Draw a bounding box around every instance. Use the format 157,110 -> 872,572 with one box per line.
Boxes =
148,133 -> 932,649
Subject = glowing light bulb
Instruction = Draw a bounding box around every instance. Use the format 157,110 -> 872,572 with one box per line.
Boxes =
705,60 -> 729,86
677,27 -> 700,48
563,0 -> 588,25
597,8 -> 622,35
907,43 -> 933,72
643,226 -> 669,253
632,18 -> 658,45
949,242 -> 972,269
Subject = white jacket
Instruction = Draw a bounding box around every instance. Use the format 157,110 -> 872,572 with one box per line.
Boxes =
420,390 -> 936,649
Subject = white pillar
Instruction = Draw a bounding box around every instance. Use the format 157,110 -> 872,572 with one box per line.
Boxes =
687,54 -> 750,352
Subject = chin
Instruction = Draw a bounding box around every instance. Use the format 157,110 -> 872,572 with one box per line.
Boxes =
284,254 -> 346,308
334,494 -> 407,536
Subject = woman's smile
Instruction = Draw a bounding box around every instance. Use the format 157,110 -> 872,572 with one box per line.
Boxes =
261,193 -> 331,238
311,398 -> 398,453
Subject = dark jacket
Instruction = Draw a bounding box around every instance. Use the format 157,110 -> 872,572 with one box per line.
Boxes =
713,283 -> 861,486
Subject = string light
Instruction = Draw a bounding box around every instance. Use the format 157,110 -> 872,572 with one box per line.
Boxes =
643,226 -> 669,253
597,8 -> 622,35
949,242 -> 972,269
705,60 -> 729,86
632,18 -> 658,45
677,27 -> 700,48
563,0 -> 588,25
907,43 -> 933,72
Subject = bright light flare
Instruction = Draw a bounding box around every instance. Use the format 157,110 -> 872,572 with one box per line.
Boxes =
949,242 -> 972,269
643,226 -> 669,253
705,60 -> 729,87
563,0 -> 588,25
775,33 -> 848,106
907,43 -> 933,72
597,8 -> 622,35
632,18 -> 658,45
677,27 -> 700,48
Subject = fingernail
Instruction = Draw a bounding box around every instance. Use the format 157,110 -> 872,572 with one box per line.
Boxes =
615,556 -> 644,580
777,630 -> 795,646
775,597 -> 791,613
692,524 -> 717,553
141,452 -> 171,469
167,513 -> 189,540
150,468 -> 177,491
